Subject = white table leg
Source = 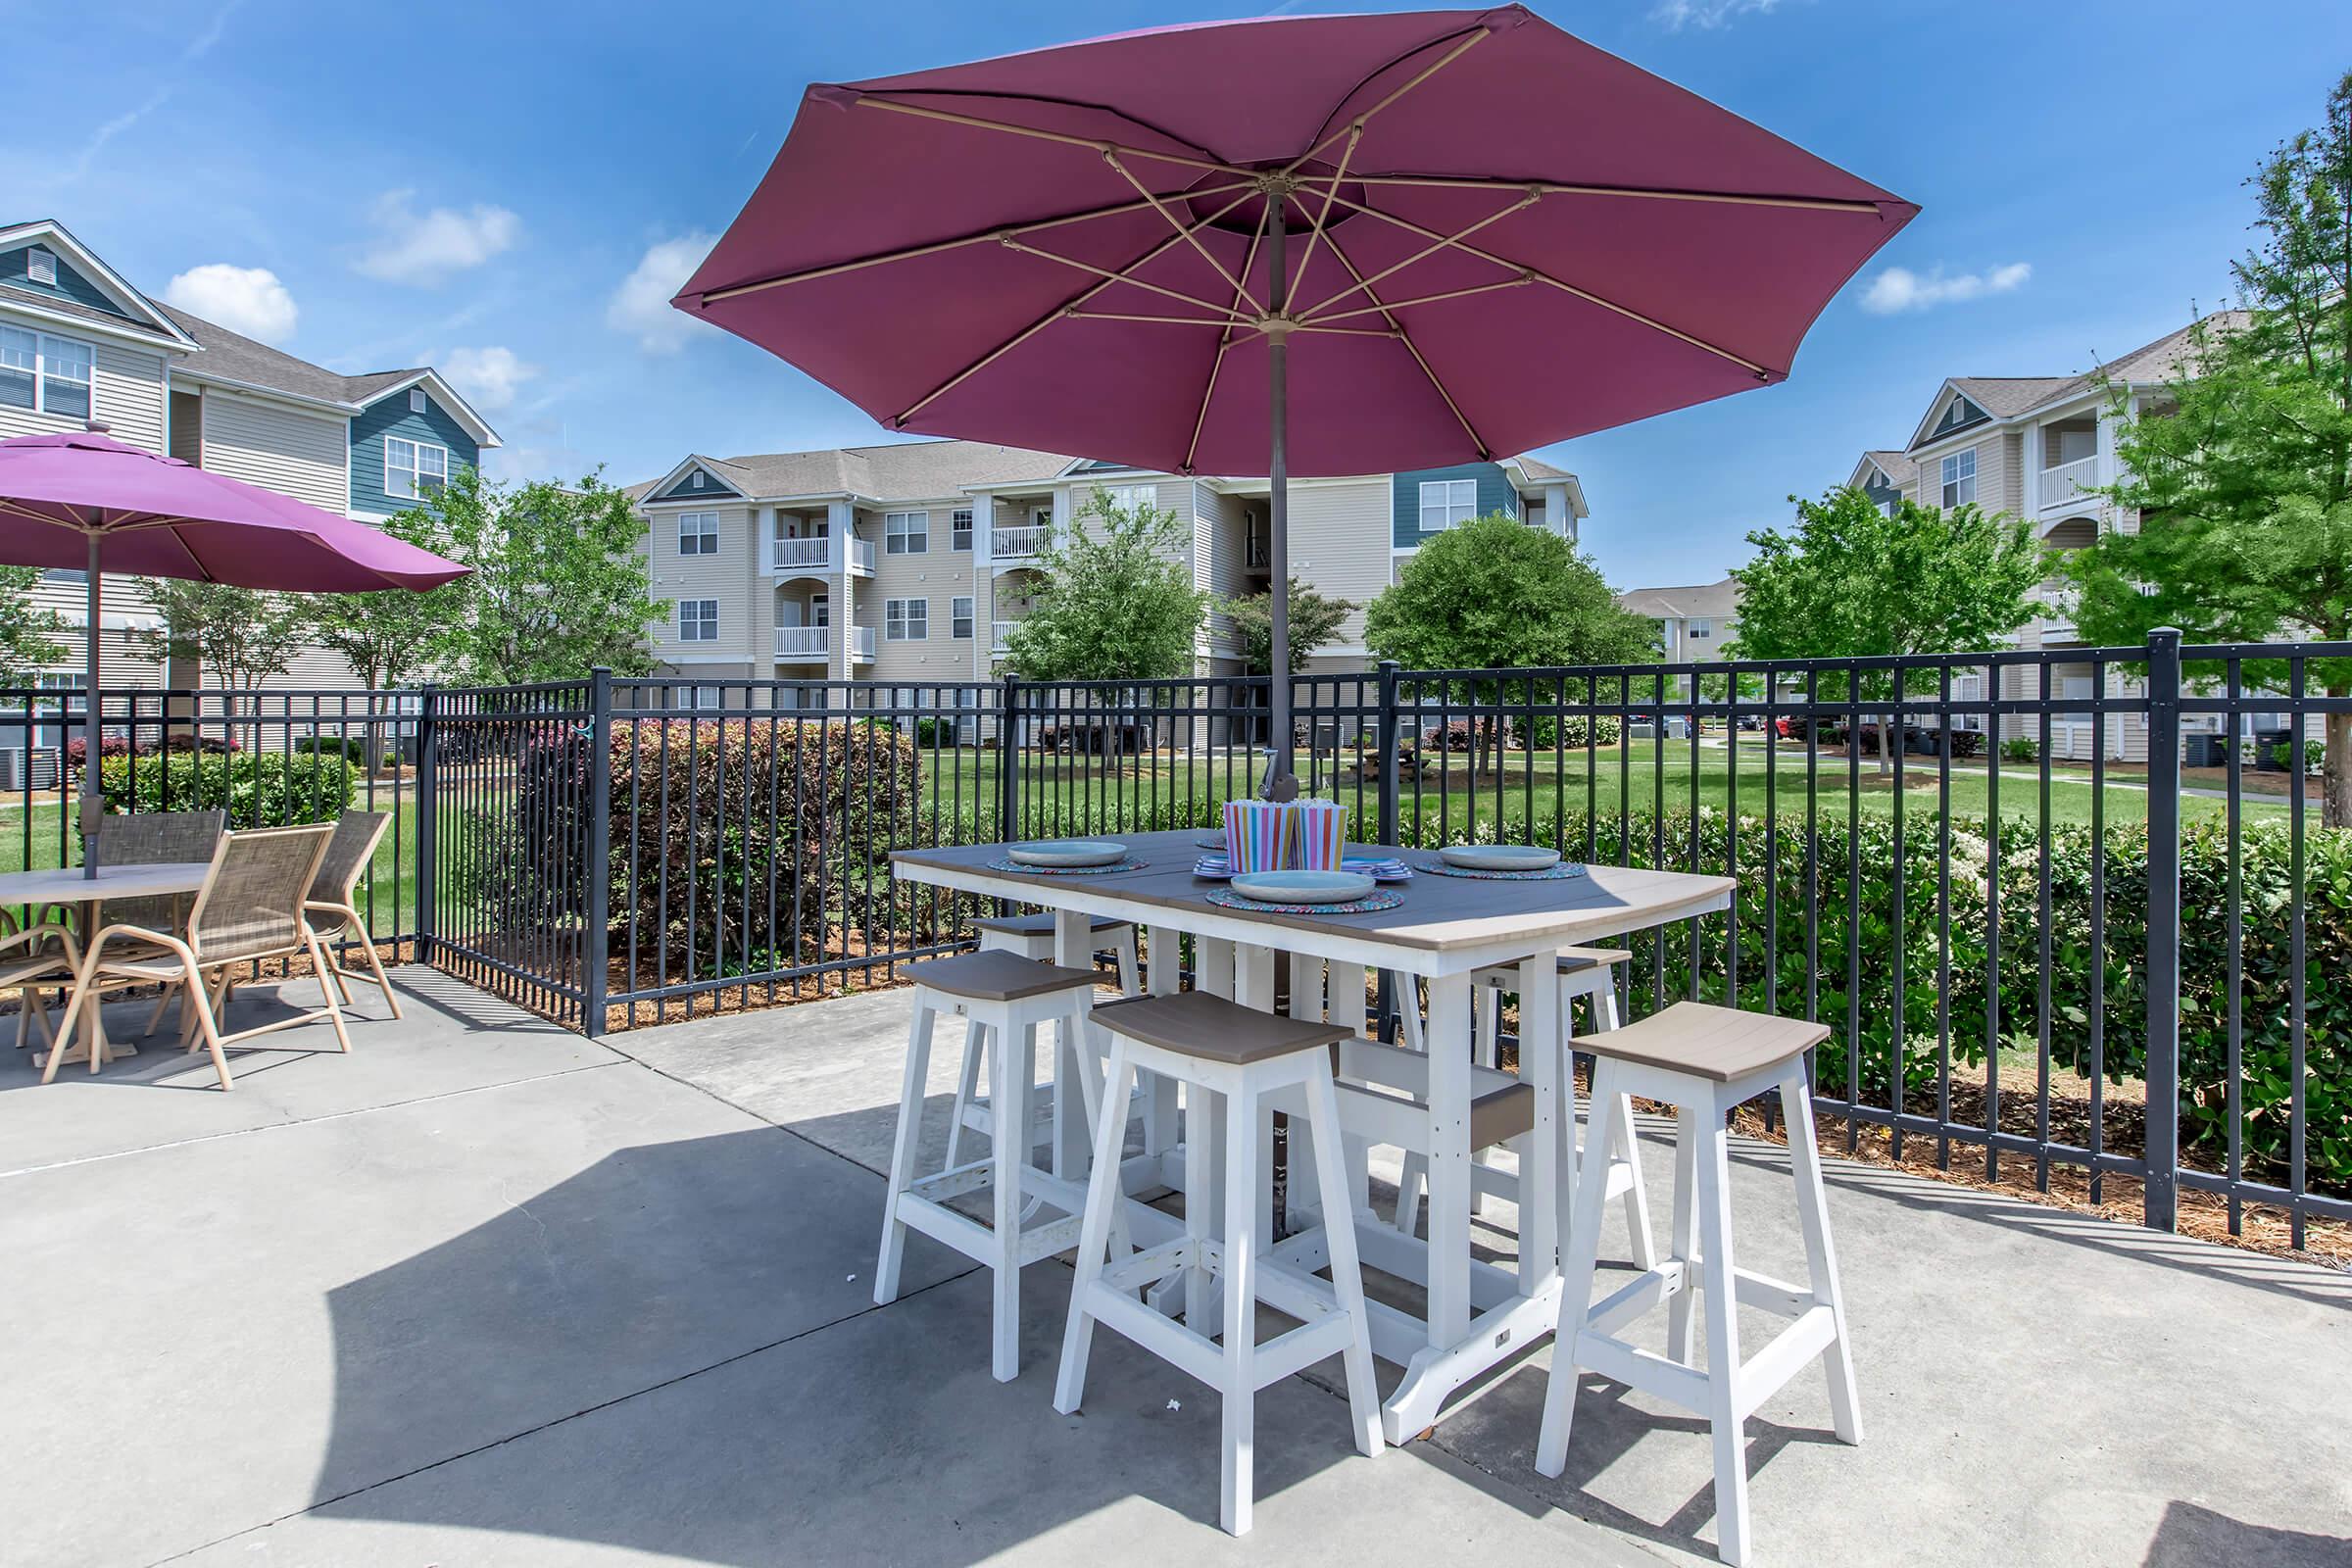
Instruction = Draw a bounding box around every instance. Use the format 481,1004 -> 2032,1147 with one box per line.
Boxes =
1419,971 -> 1473,1347
1052,908 -> 1098,1179
1517,953 -> 1562,1297
1324,960 -> 1373,1219
1235,944 -> 1277,1240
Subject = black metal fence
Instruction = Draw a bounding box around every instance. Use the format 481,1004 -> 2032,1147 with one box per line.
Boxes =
19,632 -> 2344,1250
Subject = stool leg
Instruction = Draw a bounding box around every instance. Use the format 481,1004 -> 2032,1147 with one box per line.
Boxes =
990,1016 -> 1035,1383
945,1017 -> 987,1170
1115,928 -> 1141,997
1667,1103 -> 1701,1364
1054,1038 -> 1137,1415
1537,1057 -> 1625,1478
1304,1067 -> 1381,1459
874,1000 -> 939,1306
1784,1064 -> 1862,1446
1610,1090 -> 1659,1273
1184,1081 -> 1217,1330
1693,1100 -> 1750,1567
1221,1079 -> 1261,1537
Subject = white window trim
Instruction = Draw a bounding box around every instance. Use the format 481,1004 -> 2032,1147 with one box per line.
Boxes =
1418,477 -> 1477,532
1100,483 -> 1157,515
951,595 -> 975,639
385,435 -> 452,501
677,598 -> 720,642
951,508 -> 974,550
409,387 -> 427,415
26,247 -> 57,286
885,597 -> 929,641
1939,449 -> 1977,509
0,325 -> 95,419
678,511 -> 720,556
883,510 -> 929,555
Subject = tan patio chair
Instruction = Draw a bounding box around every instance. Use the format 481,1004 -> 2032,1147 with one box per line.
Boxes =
52,823 -> 347,1091
303,809 -> 401,1019
0,918 -> 80,1056
94,809 -> 226,933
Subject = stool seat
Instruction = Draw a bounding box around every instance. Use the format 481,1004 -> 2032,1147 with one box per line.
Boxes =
1555,945 -> 1632,972
973,910 -> 1133,938
1092,990 -> 1351,1064
1584,1001 -> 1829,1083
906,950 -> 1100,1003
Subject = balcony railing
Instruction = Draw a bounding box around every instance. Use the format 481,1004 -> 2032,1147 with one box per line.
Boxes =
1244,532 -> 1268,568
774,625 -> 876,661
992,523 -> 1047,561
770,536 -> 877,573
2037,454 -> 2100,512
993,618 -> 1018,650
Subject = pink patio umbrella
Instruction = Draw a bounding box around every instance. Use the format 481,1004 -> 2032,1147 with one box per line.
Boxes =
673,4 -> 1915,794
0,427 -> 470,876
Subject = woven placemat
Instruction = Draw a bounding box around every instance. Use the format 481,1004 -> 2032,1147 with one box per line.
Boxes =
1416,859 -> 1590,881
984,858 -> 1149,875
1204,887 -> 1405,915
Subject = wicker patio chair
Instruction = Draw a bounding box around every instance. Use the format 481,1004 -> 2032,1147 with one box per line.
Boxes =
95,810 -> 226,1039
52,823 -> 346,1091
303,810 -> 400,1019
1,918 -> 80,1057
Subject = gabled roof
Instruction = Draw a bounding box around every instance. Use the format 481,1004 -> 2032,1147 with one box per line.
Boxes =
1617,577 -> 1740,621
1900,314 -> 2251,454
1850,449 -> 1916,492
158,305 -> 500,445
636,439 -> 1072,504
0,219 -> 198,350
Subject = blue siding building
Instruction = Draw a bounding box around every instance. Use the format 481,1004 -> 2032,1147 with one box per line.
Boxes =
348,384 -> 485,517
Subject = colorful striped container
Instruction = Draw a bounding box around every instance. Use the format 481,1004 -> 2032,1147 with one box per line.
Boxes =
1282,799 -> 1348,871
1223,800 -> 1287,875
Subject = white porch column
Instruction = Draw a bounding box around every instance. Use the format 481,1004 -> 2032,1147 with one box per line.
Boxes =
1052,485 -> 1073,535
828,499 -> 857,698
1544,483 -> 1573,543
2021,422 -> 2041,516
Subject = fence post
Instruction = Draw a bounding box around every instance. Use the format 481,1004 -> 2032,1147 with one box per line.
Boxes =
997,672 -> 1021,839
1373,661 -> 1401,1038
583,667 -> 612,1039
415,682 -> 439,966
2142,627 -> 2182,1232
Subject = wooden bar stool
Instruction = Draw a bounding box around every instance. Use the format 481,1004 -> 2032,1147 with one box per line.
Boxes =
1054,990 -> 1381,1537
947,912 -> 1142,1169
873,950 -> 1108,1383
1535,1002 -> 1861,1567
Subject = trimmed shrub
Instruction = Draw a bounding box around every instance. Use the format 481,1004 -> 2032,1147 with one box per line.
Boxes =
95,750 -> 354,826
294,736 -> 368,761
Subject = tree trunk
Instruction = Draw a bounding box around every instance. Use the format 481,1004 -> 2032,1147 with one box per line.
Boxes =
1878,710 -> 1894,776
2328,702 -> 2351,830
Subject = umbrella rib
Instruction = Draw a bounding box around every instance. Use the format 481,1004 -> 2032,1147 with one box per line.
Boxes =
1314,186 -> 1776,377
695,182 -> 1254,305
1068,311 -> 1234,326
1321,227 -> 1492,460
1000,236 -> 1253,320
852,94 -> 1254,177
1306,276 -> 1534,324
1294,188 -> 1538,322
1102,152 -> 1261,315
1283,23 -> 1493,178
898,184 -> 1263,426
1288,124 -> 1360,310
1349,173 -> 1888,215
1183,205 -> 1270,475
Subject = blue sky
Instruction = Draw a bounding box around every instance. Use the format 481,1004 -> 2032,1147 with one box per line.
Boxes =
13,0 -> 2352,590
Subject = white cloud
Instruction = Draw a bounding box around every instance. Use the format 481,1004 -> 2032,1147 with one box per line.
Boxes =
607,232 -> 719,354
163,263 -> 298,344
1651,0 -> 1783,30
1860,262 -> 2032,316
440,346 -> 539,413
355,191 -> 520,286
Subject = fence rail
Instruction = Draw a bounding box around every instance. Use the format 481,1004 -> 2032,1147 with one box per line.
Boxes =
26,632 -> 2347,1252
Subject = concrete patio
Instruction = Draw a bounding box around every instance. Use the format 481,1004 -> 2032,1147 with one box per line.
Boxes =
3,970 -> 2346,1568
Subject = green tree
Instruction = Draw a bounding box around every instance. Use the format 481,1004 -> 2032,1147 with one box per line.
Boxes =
2064,71 -> 2352,824
427,467 -> 662,685
1365,512 -> 1655,774
1000,486 -> 1206,681
1219,576 -> 1356,675
0,566 -> 67,685
135,580 -> 304,690
1730,486 -> 2044,771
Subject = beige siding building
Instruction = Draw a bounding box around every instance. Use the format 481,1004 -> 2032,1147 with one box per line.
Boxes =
631,442 -> 1588,695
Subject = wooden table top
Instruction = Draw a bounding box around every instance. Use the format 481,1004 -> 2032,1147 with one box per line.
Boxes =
892,830 -> 1734,960
0,861 -> 213,903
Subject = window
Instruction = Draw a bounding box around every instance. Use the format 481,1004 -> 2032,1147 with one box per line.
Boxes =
951,596 -> 974,639
409,387 -> 427,415
885,597 -> 928,641
0,327 -> 93,418
1689,618 -> 1711,640
386,436 -> 449,500
951,508 -> 973,551
1939,449 -> 1977,508
884,510 -> 928,555
691,469 -> 707,489
677,599 -> 718,641
1418,478 -> 1477,531
1101,482 -> 1157,514
27,247 -> 56,286
678,511 -> 719,556
693,685 -> 721,710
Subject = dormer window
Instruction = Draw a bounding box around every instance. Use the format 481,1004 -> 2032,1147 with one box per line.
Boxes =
692,470 -> 706,489
409,387 -> 426,415
26,248 -> 57,286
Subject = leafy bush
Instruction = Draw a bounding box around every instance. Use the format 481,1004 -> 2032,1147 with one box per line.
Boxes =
95,750 -> 354,826
1519,713 -> 1623,749
294,736 -> 368,761
2274,740 -> 2327,774
2001,735 -> 2038,762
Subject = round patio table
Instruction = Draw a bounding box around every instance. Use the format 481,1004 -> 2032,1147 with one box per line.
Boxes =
0,861 -> 214,1069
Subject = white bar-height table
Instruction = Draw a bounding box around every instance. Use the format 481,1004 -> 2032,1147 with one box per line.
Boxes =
891,830 -> 1734,1444
0,860 -> 214,1068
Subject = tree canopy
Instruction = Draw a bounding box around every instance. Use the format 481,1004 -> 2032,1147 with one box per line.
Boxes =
135,581 -> 304,691
1219,576 -> 1356,675
306,507 -> 468,692
2063,68 -> 2352,823
0,566 -> 67,687
1000,486 -> 1206,682
1364,512 -> 1654,674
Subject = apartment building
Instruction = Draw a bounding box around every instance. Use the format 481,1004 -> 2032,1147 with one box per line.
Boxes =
0,220 -> 500,703
1854,314 -> 2297,762
1617,577 -> 1739,662
630,440 -> 1586,694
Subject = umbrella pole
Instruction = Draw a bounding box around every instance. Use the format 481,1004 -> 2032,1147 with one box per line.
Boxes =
80,534 -> 100,877
1262,191 -> 1297,802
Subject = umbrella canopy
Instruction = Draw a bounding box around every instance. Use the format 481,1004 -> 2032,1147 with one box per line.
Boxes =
673,4 -> 1916,790
0,428 -> 470,873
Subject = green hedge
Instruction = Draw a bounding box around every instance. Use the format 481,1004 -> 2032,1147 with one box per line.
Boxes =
96,751 -> 356,827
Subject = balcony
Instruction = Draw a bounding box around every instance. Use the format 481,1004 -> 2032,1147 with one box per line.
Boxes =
991,523 -> 1047,562
773,625 -> 876,662
992,618 -> 1018,651
2036,454 -> 2100,513
769,536 -> 876,577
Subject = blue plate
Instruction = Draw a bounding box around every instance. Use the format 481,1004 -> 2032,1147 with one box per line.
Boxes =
1230,869 -> 1375,905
